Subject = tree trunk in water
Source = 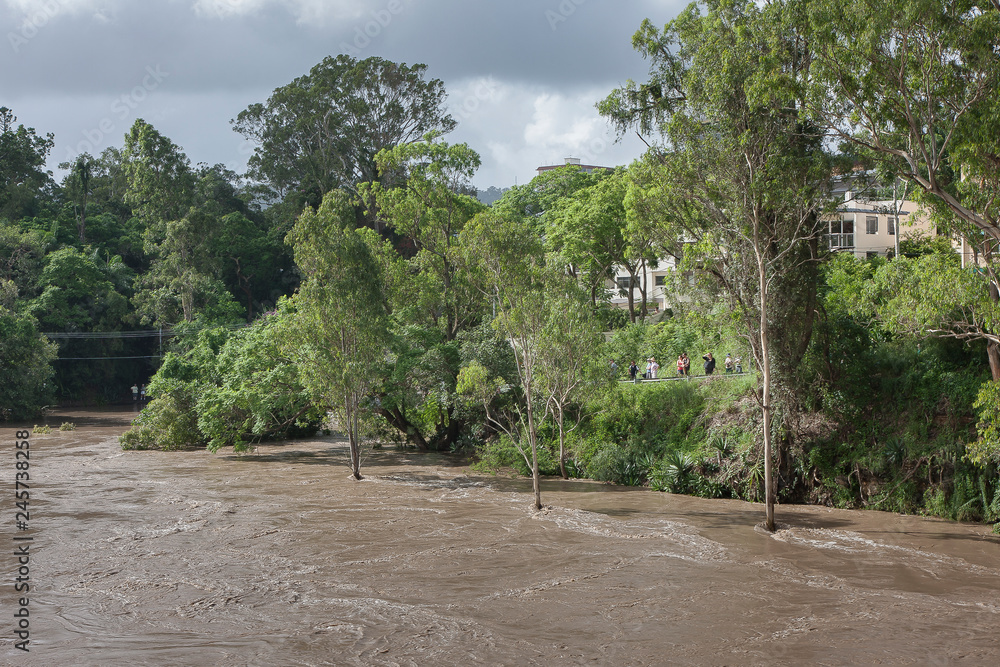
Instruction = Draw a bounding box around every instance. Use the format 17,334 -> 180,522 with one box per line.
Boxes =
428,414 -> 466,452
526,383 -> 542,511
531,435 -> 541,510
760,265 -> 776,533
348,403 -> 363,480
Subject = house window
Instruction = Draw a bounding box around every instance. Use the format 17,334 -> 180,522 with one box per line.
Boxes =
888,217 -> 896,235
866,215 -> 878,235
616,276 -> 633,290
828,218 -> 854,249
655,275 -> 666,287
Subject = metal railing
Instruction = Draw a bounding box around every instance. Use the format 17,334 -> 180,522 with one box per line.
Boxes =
828,233 -> 854,249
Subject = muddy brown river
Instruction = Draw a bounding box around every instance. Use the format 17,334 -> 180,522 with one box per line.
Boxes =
1,408 -> 998,666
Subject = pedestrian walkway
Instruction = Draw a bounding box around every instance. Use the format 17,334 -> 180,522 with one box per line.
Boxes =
619,372 -> 751,384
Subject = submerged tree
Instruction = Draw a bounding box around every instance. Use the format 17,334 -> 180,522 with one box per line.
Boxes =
601,1 -> 834,531
287,191 -> 390,479
459,211 -> 549,510
537,275 -> 608,479
0,298 -> 57,421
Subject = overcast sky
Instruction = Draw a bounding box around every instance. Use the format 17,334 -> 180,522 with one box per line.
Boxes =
2,0 -> 687,189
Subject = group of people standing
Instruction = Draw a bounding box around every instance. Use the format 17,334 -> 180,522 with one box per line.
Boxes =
618,352 -> 744,381
130,383 -> 147,402
676,352 -> 717,376
626,358 -> 661,380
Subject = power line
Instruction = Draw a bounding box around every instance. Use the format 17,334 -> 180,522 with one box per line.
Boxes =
44,331 -> 163,339
42,324 -> 247,340
53,355 -> 164,360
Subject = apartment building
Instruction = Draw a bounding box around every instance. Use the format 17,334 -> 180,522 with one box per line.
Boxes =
607,257 -> 680,314
827,190 -> 935,259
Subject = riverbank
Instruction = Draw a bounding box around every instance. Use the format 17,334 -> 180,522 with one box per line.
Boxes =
2,408 -> 998,665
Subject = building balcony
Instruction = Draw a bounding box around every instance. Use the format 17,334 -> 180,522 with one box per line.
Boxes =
828,233 -> 854,250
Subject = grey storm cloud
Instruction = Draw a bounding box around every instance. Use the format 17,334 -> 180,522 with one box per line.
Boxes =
1,0 -> 686,186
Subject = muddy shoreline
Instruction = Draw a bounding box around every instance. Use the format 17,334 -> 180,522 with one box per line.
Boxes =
1,408 -> 998,666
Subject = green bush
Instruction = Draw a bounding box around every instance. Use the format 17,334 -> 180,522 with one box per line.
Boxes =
473,433 -> 560,477
119,379 -> 203,451
649,450 -> 696,493
119,308 -> 319,452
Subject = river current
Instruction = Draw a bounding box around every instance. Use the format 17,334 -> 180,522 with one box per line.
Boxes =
1,408 -> 998,666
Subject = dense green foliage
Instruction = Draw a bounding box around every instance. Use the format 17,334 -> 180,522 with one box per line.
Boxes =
0,306 -> 57,420
119,311 -> 320,452
4,12 -> 999,529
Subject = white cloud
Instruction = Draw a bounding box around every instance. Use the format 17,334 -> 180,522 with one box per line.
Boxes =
4,0 -> 112,19
524,93 -> 606,161
191,0 -> 366,24
444,79 -> 644,187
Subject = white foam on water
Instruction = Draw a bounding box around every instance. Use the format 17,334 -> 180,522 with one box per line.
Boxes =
772,526 -> 1000,578
535,506 -> 729,563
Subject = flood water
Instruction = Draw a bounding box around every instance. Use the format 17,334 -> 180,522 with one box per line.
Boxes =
2,408 -> 998,666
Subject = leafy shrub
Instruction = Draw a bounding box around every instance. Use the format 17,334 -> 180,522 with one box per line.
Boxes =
585,443 -> 642,485
119,308 -> 318,452
650,450 -> 697,494
473,433 -> 559,477
119,380 -> 202,451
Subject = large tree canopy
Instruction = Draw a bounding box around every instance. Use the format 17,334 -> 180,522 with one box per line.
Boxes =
807,0 -> 1000,241
121,118 -> 195,226
601,0 -> 835,530
0,107 -> 54,221
232,55 -> 457,212
287,191 -> 392,479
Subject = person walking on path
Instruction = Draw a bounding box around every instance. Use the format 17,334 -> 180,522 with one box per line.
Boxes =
131,383 -> 139,401
629,361 -> 639,382
703,353 -> 716,376
650,357 -> 660,379
677,354 -> 685,377
140,384 -> 147,401
682,352 -> 691,376
724,354 -> 734,374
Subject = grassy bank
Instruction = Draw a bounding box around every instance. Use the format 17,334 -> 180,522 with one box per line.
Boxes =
475,342 -> 1000,531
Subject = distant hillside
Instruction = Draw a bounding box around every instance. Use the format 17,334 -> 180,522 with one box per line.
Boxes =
476,186 -> 509,206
